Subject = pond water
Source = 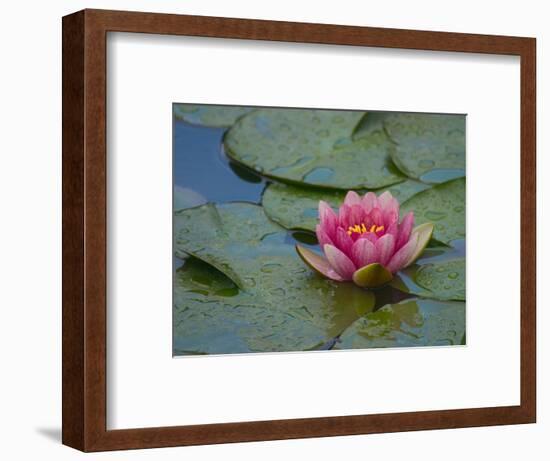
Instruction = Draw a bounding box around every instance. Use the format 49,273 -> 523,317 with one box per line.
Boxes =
173,115 -> 466,354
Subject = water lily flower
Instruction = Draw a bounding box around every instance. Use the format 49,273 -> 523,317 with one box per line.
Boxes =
296,190 -> 434,288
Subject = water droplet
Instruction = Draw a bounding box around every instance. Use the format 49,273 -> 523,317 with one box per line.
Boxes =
261,263 -> 283,273
448,272 -> 459,279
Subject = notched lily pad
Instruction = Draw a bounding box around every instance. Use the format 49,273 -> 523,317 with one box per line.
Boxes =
401,177 -> 465,245
384,112 -> 465,180
335,298 -> 466,350
174,202 -> 377,354
174,258 -> 327,354
391,245 -> 465,301
174,103 -> 254,127
262,180 -> 431,233
225,108 -> 405,189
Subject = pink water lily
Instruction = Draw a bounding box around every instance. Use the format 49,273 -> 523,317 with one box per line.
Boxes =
296,190 -> 434,288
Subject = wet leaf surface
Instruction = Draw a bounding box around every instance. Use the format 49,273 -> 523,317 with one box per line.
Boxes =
173,202 -> 377,354
335,298 -> 465,349
384,112 -> 465,180
225,109 -> 405,189
174,104 -> 254,127
401,177 -> 465,245
390,244 -> 465,301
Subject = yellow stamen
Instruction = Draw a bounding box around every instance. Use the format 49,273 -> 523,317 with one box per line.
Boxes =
346,223 -> 385,236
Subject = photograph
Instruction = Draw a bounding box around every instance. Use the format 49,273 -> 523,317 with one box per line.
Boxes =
172,104 -> 466,356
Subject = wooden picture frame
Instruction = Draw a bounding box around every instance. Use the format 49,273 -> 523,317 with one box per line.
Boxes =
62,8 -> 536,452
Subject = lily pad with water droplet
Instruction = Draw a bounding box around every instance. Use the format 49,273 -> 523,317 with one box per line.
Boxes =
416,258 -> 465,301
335,298 -> 465,350
225,108 -> 405,189
174,103 -> 254,127
401,177 -> 465,245
391,248 -> 465,301
262,180 -> 432,233
174,202 -> 377,354
384,112 -> 465,180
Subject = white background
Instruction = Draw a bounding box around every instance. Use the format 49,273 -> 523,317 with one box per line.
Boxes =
0,0 -> 547,459
107,33 -> 520,429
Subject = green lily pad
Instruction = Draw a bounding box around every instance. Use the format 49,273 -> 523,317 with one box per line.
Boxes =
384,112 -> 465,180
262,183 -> 345,232
174,186 -> 207,210
262,180 -> 431,233
386,179 -> 432,203
401,177 -> 465,245
225,108 -> 405,189
173,103 -> 254,127
335,298 -> 466,350
174,258 -> 327,354
416,259 -> 465,301
174,202 -> 377,354
391,246 -> 465,301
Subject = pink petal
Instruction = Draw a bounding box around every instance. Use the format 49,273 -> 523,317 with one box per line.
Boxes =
377,191 -> 394,209
349,204 -> 365,227
360,232 -> 378,244
316,224 -> 334,248
386,233 -> 419,273
370,207 -> 383,227
383,197 -> 400,227
296,245 -> 344,281
397,211 -> 415,249
335,227 -> 354,255
351,238 -> 377,268
338,204 -> 352,229
362,192 -> 378,213
319,201 -> 338,236
385,222 -> 399,240
344,190 -> 361,206
324,244 -> 356,280
375,234 -> 396,266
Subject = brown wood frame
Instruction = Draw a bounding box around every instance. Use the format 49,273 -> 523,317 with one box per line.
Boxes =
62,8 -> 536,452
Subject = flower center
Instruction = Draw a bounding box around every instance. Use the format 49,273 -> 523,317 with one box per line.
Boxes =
346,223 -> 384,236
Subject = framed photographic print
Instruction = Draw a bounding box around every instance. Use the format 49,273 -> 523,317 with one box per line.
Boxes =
62,9 -> 536,451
